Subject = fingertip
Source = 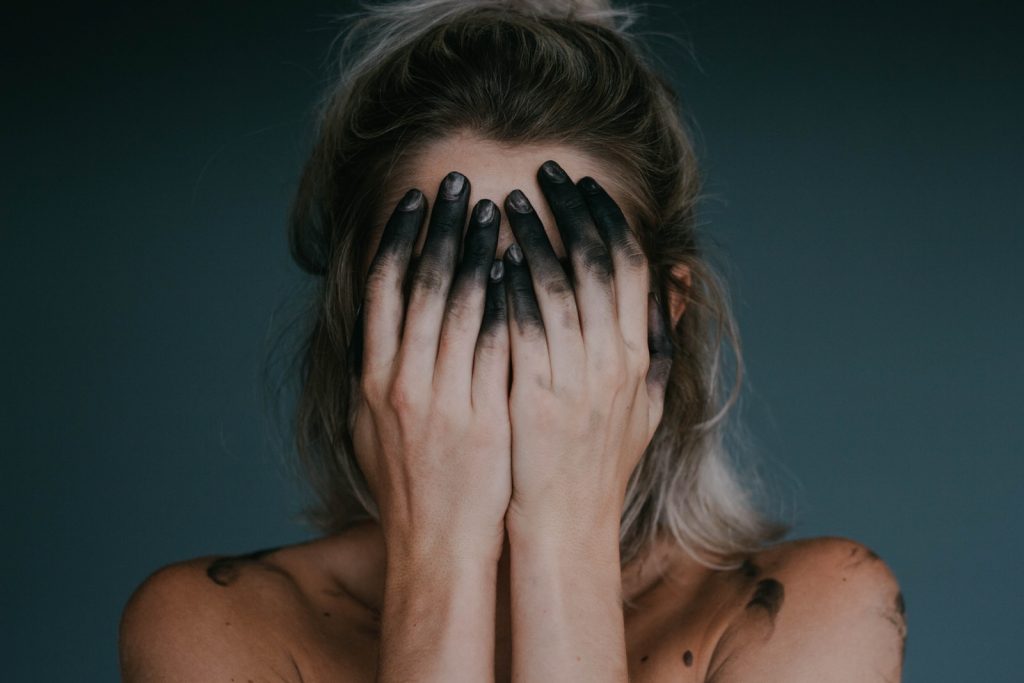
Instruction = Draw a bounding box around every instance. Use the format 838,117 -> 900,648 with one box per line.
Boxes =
489,258 -> 505,283
397,187 -> 425,211
440,171 -> 468,201
506,189 -> 532,215
577,176 -> 601,194
474,198 -> 498,226
503,242 -> 524,265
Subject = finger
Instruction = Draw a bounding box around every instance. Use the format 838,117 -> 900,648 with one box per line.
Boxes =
399,171 -> 470,381
577,174 -> 649,359
504,188 -> 582,380
362,188 -> 427,377
471,259 -> 510,411
503,243 -> 551,389
435,198 -> 501,396
646,290 -> 674,436
536,160 -> 617,351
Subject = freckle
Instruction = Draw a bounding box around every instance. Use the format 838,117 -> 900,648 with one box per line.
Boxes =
641,655 -> 649,663
225,621 -> 231,626
683,650 -> 694,666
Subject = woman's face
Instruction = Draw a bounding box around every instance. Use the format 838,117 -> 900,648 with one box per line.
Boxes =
362,131 -> 636,280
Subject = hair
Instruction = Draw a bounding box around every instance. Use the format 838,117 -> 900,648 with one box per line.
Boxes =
277,0 -> 791,581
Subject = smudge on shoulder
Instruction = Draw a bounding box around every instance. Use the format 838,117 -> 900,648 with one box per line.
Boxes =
206,546 -> 284,587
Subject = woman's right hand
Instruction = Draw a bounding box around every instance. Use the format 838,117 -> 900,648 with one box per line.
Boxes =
349,171 -> 511,565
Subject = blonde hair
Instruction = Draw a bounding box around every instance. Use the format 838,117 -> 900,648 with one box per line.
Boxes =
276,0 -> 790,577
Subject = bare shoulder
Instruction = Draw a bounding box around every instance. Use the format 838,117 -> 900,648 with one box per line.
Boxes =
118,546 -> 307,682
706,535 -> 907,683
119,531 -> 380,682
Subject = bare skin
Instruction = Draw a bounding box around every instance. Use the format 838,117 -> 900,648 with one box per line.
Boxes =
119,135 -> 906,682
119,524 -> 905,682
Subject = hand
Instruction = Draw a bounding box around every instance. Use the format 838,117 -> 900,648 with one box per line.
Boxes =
500,160 -> 674,537
348,171 -> 512,564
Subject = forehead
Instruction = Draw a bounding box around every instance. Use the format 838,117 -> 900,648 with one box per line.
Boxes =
403,131 -> 607,211
370,130 -> 634,265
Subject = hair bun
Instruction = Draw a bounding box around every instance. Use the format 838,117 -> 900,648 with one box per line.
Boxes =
491,0 -> 630,28
344,0 -> 639,38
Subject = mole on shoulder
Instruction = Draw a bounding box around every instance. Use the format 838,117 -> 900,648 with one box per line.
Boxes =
206,545 -> 284,587
745,578 -> 785,618
682,650 -> 694,666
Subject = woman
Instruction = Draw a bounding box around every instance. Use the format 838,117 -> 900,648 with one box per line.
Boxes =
119,1 -> 906,681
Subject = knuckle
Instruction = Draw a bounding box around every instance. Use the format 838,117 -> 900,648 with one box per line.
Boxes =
518,394 -> 558,427
546,375 -> 577,402
443,288 -> 473,324
558,304 -> 579,330
564,193 -> 591,212
622,241 -> 648,270
411,261 -> 448,295
358,373 -> 384,405
541,274 -> 574,300
474,329 -> 504,354
437,404 -> 466,433
576,239 -> 614,281
386,377 -> 419,414
590,350 -> 627,387
622,336 -> 645,359
628,346 -> 651,381
363,261 -> 393,297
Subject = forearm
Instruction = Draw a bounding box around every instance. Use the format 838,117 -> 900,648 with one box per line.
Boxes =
507,515 -> 628,682
376,545 -> 498,682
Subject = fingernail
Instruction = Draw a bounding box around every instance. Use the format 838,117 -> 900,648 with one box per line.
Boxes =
398,188 -> 423,211
541,160 -> 568,182
490,259 -> 504,282
475,199 -> 496,224
578,176 -> 600,194
508,189 -> 531,213
442,171 -> 466,199
507,243 -> 523,264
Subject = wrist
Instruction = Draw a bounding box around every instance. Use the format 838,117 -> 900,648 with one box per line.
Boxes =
381,517 -> 506,569
506,506 -> 622,565
385,538 -> 501,580
378,533 -> 500,683
506,497 -> 622,546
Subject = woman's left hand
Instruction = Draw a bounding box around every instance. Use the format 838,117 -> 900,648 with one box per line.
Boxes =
500,160 -> 674,539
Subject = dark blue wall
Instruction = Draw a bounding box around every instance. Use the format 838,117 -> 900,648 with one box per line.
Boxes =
4,1 -> 1020,680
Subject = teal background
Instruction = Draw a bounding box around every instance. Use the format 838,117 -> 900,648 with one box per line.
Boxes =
3,1 -> 1021,680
